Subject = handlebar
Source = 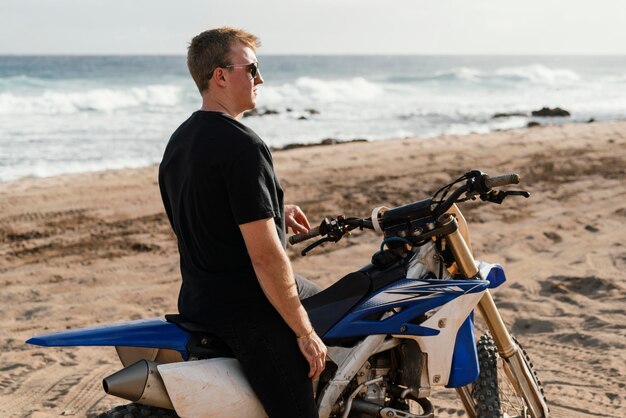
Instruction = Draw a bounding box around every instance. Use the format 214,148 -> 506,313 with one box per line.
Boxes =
288,226 -> 321,245
288,170 -> 525,248
483,173 -> 520,189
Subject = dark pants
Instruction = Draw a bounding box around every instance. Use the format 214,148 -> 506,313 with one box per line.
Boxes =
210,275 -> 321,418
295,274 -> 322,300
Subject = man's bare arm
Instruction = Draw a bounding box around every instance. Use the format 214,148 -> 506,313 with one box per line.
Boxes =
239,218 -> 326,379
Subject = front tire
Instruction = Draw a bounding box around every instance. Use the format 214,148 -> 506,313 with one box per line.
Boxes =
94,403 -> 179,418
472,333 -> 549,418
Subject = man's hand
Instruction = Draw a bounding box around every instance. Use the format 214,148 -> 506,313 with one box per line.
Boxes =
285,204 -> 311,235
296,331 -> 327,380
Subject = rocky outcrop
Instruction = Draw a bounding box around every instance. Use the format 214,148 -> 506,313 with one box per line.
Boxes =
273,138 -> 368,151
244,107 -> 321,119
492,112 -> 528,118
531,107 -> 571,117
243,108 -> 280,117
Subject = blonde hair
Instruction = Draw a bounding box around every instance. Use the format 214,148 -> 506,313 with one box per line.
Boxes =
187,26 -> 261,93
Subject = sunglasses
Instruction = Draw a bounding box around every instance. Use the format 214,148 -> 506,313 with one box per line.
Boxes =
224,62 -> 259,79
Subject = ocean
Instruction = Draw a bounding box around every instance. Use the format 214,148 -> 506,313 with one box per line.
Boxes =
1,55 -> 625,182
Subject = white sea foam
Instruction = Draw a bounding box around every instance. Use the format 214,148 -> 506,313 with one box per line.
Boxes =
261,77 -> 383,106
432,64 -> 581,85
434,67 -> 483,82
2,55 -> 626,182
0,157 -> 157,183
493,64 -> 580,83
0,84 -> 182,115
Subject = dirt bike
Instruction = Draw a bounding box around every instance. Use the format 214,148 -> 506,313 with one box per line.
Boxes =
27,170 -> 549,418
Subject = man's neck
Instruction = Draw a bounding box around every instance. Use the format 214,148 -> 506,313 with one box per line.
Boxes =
200,94 -> 242,119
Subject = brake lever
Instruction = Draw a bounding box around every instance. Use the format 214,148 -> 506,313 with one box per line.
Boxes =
299,215 -> 359,256
301,236 -> 340,256
480,190 -> 530,204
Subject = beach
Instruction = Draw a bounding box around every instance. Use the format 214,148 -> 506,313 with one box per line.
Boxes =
1,120 -> 625,417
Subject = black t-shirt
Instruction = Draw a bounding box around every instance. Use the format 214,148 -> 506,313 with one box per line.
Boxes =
159,111 -> 285,320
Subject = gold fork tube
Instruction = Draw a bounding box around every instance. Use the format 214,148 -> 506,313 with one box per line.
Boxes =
441,215 -> 479,279
440,214 -> 517,358
476,293 -> 517,358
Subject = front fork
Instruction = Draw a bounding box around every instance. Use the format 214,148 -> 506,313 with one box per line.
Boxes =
440,214 -> 549,418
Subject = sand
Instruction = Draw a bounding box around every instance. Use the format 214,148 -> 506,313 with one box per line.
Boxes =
1,120 -> 625,417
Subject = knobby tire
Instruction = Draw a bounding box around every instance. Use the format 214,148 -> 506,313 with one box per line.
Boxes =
472,333 -> 549,418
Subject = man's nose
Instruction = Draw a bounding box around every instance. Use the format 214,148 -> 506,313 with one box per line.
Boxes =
255,71 -> 264,85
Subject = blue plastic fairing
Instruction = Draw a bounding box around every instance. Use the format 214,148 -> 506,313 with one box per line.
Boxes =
26,317 -> 190,358
324,278 -> 489,339
446,313 -> 479,388
479,262 -> 507,289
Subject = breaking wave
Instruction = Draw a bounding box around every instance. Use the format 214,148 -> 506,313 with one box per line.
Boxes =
0,84 -> 183,115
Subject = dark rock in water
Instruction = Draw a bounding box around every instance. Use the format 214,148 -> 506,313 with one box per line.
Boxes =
286,108 -> 293,112
298,116 -> 308,120
492,112 -> 527,118
305,108 -> 320,115
527,121 -> 541,128
243,108 -> 261,117
279,142 -> 307,151
243,107 -> 280,117
531,107 -> 571,117
319,138 -> 367,146
273,138 -> 368,151
587,118 -> 595,123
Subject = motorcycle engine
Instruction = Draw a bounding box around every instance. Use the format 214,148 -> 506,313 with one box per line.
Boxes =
360,354 -> 391,404
340,342 -> 427,418
345,353 -> 391,417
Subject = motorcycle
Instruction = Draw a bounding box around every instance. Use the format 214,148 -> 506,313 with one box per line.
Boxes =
27,170 -> 550,418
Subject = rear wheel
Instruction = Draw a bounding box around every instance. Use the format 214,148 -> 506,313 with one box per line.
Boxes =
94,403 -> 179,418
472,333 -> 549,418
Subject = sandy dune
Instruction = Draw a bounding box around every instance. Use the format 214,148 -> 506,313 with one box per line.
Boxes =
1,121 -> 624,417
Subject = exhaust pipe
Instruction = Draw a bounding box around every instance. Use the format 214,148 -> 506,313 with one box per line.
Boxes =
103,360 -> 174,410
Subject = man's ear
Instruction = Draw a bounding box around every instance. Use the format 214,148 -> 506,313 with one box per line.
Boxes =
213,68 -> 228,86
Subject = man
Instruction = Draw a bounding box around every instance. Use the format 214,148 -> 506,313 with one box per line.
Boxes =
159,27 -> 326,417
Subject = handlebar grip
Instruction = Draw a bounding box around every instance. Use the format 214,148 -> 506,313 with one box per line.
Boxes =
288,226 -> 321,245
484,173 -> 520,189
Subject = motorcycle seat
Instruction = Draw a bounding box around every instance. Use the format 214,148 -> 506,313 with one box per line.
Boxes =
165,271 -> 372,350
165,314 -> 234,359
302,271 -> 371,338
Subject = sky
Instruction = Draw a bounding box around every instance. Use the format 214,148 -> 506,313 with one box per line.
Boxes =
1,0 -> 625,55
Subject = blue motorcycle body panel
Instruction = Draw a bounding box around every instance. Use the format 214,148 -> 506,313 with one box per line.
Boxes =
447,313 -> 479,388
26,317 -> 191,358
443,263 -> 506,387
322,263 -> 505,388
324,278 -> 490,340
482,263 -> 506,289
